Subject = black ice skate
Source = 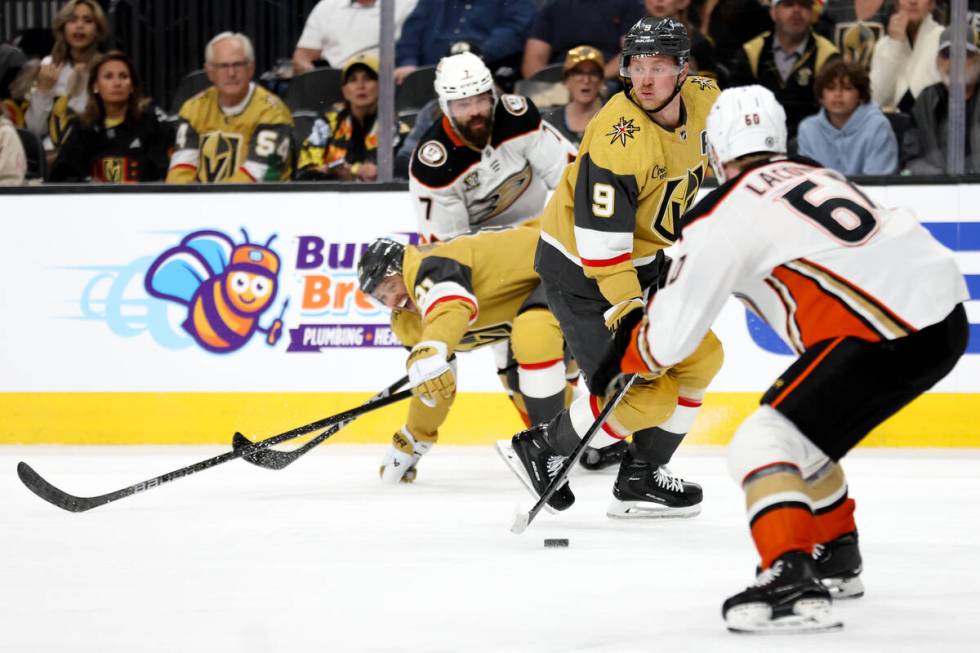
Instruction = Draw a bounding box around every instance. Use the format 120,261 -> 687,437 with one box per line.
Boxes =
580,440 -> 628,471
606,449 -> 702,519
724,551 -> 842,634
814,532 -> 864,599
495,424 -> 575,512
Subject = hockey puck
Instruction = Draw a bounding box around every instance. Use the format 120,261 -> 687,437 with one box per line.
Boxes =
543,538 -> 569,548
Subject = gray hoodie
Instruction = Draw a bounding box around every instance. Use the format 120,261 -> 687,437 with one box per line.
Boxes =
797,101 -> 898,175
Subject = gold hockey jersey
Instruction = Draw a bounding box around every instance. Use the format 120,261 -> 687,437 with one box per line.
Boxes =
536,76 -> 719,306
389,226 -> 543,355
166,84 -> 294,183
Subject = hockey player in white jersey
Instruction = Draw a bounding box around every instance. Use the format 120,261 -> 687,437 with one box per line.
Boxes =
601,86 -> 968,633
408,51 -> 576,243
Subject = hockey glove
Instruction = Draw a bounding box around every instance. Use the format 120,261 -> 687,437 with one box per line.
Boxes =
603,298 -> 644,332
590,307 -> 645,397
379,427 -> 434,483
406,342 -> 455,407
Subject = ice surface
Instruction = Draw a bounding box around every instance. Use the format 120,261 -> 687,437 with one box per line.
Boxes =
2,445 -> 979,652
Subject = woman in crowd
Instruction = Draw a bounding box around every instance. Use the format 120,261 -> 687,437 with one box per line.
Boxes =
870,0 -> 942,112
17,0 -> 111,159
540,45 -> 606,147
49,51 -> 169,183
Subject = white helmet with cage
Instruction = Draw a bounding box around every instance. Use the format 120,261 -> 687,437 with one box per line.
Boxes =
433,52 -> 496,119
706,85 -> 787,182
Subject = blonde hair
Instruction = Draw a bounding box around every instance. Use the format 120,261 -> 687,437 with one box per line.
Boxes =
51,0 -> 111,65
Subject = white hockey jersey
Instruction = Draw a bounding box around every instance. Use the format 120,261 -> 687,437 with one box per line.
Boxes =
408,94 -> 576,242
631,158 -> 968,370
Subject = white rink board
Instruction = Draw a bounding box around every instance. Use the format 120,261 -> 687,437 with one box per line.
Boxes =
0,184 -> 978,393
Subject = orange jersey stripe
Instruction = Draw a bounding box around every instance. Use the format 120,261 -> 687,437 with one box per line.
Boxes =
815,497 -> 857,544
771,265 -> 882,347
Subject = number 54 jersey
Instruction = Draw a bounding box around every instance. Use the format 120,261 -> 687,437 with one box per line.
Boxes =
639,158 -> 968,369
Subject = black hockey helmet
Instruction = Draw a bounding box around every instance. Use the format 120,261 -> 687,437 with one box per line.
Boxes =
619,17 -> 690,113
357,238 -> 406,296
620,16 -> 691,74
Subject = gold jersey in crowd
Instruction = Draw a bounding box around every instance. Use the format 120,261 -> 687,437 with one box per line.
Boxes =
166,84 -> 294,183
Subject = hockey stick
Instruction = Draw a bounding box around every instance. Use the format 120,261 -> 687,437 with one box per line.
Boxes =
233,375 -> 409,470
16,389 -> 412,513
510,374 -> 636,534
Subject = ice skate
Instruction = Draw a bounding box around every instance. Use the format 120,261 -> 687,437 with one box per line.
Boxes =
580,440 -> 628,471
495,424 -> 575,512
814,532 -> 864,599
606,450 -> 702,519
724,551 -> 842,634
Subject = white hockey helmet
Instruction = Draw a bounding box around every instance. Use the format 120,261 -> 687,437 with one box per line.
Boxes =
706,85 -> 787,182
434,51 -> 496,119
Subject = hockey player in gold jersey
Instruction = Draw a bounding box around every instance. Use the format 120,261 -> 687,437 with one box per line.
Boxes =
498,17 -> 724,518
357,227 -> 575,483
167,32 -> 294,183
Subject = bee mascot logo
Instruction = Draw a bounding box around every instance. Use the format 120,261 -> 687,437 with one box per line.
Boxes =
145,229 -> 288,353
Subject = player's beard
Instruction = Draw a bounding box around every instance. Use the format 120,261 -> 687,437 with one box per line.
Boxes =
457,112 -> 492,147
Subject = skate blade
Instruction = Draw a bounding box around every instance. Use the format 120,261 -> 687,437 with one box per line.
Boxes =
822,575 -> 865,600
494,440 -> 557,516
726,599 -> 843,635
606,499 -> 702,520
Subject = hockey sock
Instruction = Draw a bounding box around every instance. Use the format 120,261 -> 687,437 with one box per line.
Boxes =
523,390 -> 566,428
744,462 -> 816,569
804,462 -> 858,543
629,395 -> 702,465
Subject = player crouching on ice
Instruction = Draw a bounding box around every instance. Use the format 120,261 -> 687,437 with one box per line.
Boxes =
357,227 -> 578,483
605,85 -> 968,633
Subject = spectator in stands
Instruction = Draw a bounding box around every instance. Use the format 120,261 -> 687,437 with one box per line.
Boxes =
292,0 -> 420,74
0,109 -> 27,185
643,0 -> 721,81
689,0 -> 772,67
797,59 -> 898,174
20,0 -> 110,156
1,44 -> 27,102
539,45 -> 605,146
522,0 -> 644,80
729,0 -> 839,139
167,32 -> 294,184
49,51 -> 169,183
906,23 -> 980,174
296,53 -> 410,181
870,0 -> 942,112
820,0 -> 892,70
395,0 -> 536,84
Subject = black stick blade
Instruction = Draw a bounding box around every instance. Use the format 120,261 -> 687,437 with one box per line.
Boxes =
233,431 -> 294,470
17,462 -> 112,513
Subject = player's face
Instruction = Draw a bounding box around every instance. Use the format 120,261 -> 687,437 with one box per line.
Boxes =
771,0 -> 813,40
64,2 -> 98,50
95,60 -> 133,106
820,76 -> 861,121
628,55 -> 684,110
565,64 -> 603,104
449,92 -> 494,146
372,275 -> 416,312
207,38 -> 255,104
644,0 -> 680,17
342,69 -> 379,112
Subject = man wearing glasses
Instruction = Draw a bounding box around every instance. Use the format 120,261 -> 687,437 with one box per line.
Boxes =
167,32 -> 295,183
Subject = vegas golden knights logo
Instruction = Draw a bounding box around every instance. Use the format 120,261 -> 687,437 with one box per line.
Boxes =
200,132 -> 244,182
651,165 -> 704,241
100,157 -> 125,182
